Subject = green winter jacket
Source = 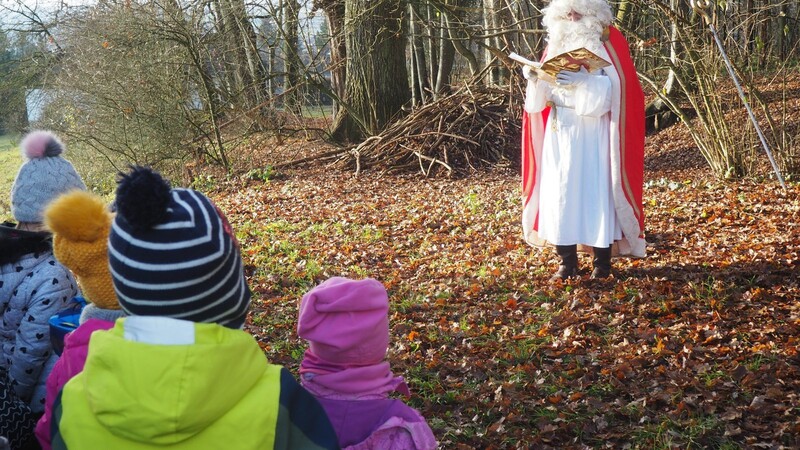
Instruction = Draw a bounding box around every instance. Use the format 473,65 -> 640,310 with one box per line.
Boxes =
51,317 -> 338,449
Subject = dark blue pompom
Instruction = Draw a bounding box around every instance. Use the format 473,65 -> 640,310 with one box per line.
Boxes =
43,138 -> 63,157
115,166 -> 171,231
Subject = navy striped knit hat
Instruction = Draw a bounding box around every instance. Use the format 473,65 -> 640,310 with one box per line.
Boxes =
108,166 -> 251,329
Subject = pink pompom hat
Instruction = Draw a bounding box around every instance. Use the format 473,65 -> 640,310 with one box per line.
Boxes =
11,130 -> 86,223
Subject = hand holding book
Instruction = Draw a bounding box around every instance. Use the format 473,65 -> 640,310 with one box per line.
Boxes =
510,48 -> 611,84
554,68 -> 591,86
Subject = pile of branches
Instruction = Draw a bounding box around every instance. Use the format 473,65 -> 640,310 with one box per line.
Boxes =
340,85 -> 522,176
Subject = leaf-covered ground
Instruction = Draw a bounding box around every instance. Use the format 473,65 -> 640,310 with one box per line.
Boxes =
206,113 -> 799,448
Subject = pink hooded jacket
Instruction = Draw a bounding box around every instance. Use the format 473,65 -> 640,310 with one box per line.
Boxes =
297,277 -> 437,450
34,318 -> 115,449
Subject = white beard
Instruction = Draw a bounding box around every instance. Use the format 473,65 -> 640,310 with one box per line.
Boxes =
545,18 -> 605,56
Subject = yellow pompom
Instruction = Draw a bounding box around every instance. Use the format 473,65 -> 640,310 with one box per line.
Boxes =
44,191 -> 120,310
44,191 -> 111,242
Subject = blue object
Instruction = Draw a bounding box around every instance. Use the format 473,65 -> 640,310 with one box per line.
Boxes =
49,297 -> 87,356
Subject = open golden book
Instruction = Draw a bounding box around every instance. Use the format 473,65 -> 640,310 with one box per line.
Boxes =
509,48 -> 611,84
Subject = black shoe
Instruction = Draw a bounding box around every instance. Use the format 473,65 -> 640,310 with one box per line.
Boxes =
550,245 -> 578,281
590,246 -> 612,279
550,264 -> 578,281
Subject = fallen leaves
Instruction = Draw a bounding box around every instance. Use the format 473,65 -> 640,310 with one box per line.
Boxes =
202,117 -> 800,448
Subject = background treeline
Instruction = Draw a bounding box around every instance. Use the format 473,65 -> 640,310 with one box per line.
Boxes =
0,0 -> 798,185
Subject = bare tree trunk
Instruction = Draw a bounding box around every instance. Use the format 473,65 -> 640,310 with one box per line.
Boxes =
510,0 -> 541,57
209,0 -> 239,104
743,0 -> 753,61
209,0 -> 262,110
408,39 -> 421,108
434,13 -> 455,99
236,1 -> 269,106
443,10 -> 479,75
223,0 -> 267,108
267,44 -> 277,98
186,33 -> 230,168
482,0 -> 511,84
482,0 -> 498,84
426,4 -> 439,94
327,7 -> 346,117
409,20 -> 419,107
330,0 -> 410,142
616,0 -> 632,28
409,4 -> 431,105
314,1 -> 346,117
282,0 -> 301,112
758,0 -> 770,68
776,2 -> 786,61
791,1 -> 800,60
646,0 -> 681,132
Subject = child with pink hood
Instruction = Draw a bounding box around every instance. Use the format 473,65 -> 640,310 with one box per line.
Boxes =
297,277 -> 437,450
34,190 -> 125,450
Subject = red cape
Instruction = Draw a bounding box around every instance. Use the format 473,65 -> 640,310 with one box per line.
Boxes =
521,26 -> 646,256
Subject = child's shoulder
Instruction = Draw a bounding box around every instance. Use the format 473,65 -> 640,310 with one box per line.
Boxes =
29,254 -> 75,285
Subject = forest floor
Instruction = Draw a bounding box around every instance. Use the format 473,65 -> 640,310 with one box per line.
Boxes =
0,74 -> 796,449
202,84 -> 800,449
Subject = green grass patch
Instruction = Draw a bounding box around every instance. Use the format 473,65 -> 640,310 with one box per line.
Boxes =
698,364 -> 729,387
394,293 -> 426,315
632,414 -> 737,449
301,105 -> 333,119
744,353 -> 775,371
0,134 -> 21,222
0,134 -> 18,151
461,190 -> 483,214
238,219 -> 315,278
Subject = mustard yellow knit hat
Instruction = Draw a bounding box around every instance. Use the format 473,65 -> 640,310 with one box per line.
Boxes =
44,191 -> 119,310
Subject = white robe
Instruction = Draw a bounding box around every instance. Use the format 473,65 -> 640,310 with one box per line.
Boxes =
525,70 -> 622,248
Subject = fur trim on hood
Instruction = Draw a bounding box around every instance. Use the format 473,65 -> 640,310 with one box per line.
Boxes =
0,222 -> 52,265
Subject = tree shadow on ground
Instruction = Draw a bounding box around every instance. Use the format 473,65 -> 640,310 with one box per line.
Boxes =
644,145 -> 708,173
624,253 -> 797,293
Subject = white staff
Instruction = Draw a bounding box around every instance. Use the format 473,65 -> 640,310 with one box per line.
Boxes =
691,0 -> 786,189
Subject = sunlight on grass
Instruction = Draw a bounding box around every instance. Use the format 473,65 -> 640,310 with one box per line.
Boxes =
236,215 -> 396,296
201,160 -> 800,447
394,293 -> 427,314
0,134 -> 21,222
301,104 -> 333,119
461,190 -> 482,214
237,219 -> 323,289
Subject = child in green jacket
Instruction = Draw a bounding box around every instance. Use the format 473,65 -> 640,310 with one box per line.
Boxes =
51,166 -> 338,450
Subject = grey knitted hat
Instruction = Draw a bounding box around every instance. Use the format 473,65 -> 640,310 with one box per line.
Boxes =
11,130 -> 87,223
